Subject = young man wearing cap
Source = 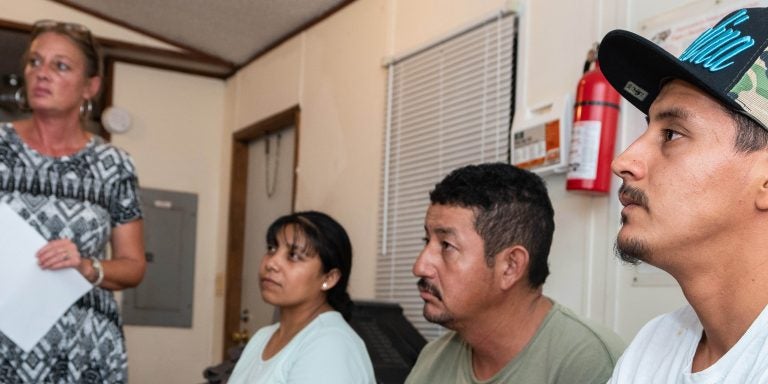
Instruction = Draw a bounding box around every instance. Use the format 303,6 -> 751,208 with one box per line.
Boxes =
599,7 -> 768,383
405,163 -> 625,384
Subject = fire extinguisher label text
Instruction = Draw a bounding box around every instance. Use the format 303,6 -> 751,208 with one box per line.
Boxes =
567,120 -> 601,180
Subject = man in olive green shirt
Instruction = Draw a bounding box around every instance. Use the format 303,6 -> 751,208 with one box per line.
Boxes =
407,163 -> 625,384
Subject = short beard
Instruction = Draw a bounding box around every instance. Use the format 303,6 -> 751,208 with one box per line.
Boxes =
615,236 -> 651,265
424,309 -> 454,326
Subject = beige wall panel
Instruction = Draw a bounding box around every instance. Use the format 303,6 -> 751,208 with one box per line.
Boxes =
391,0 -> 509,55
292,0 -> 389,299
111,63 -> 227,384
230,38 -> 303,130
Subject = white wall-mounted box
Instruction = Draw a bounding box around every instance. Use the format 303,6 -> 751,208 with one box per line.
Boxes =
511,94 -> 572,176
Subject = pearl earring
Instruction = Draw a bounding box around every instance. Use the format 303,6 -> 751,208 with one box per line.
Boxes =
322,282 -> 328,290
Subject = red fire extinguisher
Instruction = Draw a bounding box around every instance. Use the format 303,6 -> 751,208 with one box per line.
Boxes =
566,44 -> 620,194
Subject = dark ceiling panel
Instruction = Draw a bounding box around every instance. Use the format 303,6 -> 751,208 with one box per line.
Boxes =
0,1 -> 355,80
56,0 -> 351,65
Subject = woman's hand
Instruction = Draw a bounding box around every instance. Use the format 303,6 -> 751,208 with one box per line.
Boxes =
37,238 -> 82,271
35,220 -> 146,290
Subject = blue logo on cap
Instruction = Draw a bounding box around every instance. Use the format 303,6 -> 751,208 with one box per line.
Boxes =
679,9 -> 755,71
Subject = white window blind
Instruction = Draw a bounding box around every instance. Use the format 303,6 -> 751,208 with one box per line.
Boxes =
377,13 -> 516,340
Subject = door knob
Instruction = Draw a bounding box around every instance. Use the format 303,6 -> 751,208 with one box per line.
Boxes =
232,329 -> 249,344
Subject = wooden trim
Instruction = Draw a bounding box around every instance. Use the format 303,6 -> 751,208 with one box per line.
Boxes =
0,19 -> 33,33
109,56 -> 230,79
234,0 -> 356,72
98,36 -> 234,67
0,18 -> 234,79
51,0 -> 232,65
0,17 -> 231,66
90,30 -> 236,79
233,106 -> 300,141
223,105 -> 300,356
223,139 -> 249,357
292,109 -> 301,211
98,58 -> 115,141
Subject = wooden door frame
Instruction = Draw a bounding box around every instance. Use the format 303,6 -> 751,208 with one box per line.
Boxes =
223,105 -> 300,356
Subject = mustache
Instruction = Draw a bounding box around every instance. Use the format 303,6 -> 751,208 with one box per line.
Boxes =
618,183 -> 649,209
417,278 -> 442,300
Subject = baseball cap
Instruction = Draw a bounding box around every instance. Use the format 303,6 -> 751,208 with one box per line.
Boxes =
598,7 -> 768,130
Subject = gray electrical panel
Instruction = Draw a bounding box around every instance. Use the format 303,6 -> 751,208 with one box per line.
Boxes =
122,187 -> 197,328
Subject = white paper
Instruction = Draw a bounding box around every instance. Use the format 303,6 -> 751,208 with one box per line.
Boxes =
0,203 -> 92,352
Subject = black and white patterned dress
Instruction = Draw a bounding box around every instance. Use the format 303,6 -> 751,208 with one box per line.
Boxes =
0,122 -> 142,383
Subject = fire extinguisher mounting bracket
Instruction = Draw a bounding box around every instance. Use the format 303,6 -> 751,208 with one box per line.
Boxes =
510,93 -> 573,177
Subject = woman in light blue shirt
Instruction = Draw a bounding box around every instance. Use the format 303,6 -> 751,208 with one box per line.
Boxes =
228,211 -> 375,384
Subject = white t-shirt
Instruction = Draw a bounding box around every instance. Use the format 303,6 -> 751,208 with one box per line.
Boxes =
609,304 -> 768,383
227,311 -> 375,384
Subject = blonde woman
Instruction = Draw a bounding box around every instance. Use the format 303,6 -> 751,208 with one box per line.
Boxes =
0,20 -> 145,383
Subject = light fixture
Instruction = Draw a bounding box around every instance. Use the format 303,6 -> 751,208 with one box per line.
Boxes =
101,106 -> 132,134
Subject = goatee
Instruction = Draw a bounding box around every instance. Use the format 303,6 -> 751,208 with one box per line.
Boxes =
614,236 -> 650,265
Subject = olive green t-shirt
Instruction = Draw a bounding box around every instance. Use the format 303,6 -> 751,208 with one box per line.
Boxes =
405,302 -> 626,384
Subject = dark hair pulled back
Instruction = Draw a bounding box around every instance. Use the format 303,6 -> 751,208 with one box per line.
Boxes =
266,211 -> 354,320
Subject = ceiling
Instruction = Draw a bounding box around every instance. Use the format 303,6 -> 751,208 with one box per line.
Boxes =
0,0 -> 353,82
